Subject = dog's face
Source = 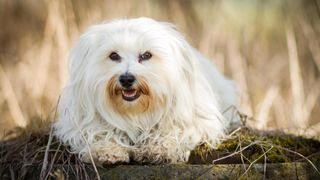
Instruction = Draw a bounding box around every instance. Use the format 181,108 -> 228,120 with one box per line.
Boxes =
70,18 -> 193,118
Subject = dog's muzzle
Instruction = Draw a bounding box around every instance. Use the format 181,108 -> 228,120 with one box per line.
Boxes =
119,73 -> 140,101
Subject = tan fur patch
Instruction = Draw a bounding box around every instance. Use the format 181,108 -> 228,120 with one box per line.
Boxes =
106,75 -> 159,117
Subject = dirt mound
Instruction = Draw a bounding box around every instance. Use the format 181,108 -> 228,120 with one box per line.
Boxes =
1,125 -> 320,179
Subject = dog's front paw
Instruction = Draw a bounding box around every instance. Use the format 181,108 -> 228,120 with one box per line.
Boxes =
132,146 -> 178,164
132,146 -> 190,164
81,147 -> 130,165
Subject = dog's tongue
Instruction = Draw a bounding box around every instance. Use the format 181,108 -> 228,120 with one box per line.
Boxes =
122,89 -> 137,97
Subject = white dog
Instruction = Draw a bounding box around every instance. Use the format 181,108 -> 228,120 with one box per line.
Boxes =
54,17 -> 239,164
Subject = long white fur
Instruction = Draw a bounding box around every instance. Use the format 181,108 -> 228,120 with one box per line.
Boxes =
54,17 -> 239,164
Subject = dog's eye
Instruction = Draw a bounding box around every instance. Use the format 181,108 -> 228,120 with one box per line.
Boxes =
109,52 -> 121,61
139,52 -> 152,62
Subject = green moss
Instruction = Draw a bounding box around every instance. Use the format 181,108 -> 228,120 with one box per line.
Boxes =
217,138 -> 239,151
189,127 -> 320,164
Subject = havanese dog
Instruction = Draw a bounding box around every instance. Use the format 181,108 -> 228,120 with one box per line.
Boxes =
54,17 -> 239,164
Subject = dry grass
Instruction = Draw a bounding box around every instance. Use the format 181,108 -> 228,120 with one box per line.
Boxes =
0,121 -> 92,179
0,0 -> 319,137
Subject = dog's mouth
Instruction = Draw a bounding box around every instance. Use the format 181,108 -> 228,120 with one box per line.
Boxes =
121,89 -> 141,101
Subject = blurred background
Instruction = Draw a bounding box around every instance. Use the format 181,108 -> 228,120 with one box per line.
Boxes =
0,0 -> 319,139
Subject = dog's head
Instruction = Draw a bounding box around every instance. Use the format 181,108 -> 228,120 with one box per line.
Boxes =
68,17 -> 195,120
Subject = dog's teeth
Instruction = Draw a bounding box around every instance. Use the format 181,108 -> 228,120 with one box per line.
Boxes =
122,90 -> 137,97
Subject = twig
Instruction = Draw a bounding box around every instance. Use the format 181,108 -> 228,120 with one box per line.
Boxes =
45,141 -> 62,180
228,127 -> 242,137
239,146 -> 274,178
70,112 -> 101,180
273,144 -> 320,175
212,141 -> 262,164
40,96 -> 60,180
40,126 -> 54,180
200,140 -> 263,178
9,165 -> 15,180
260,144 -> 267,180
238,136 -> 247,171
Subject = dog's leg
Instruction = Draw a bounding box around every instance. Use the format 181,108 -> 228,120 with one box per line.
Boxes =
81,143 -> 130,165
132,138 -> 189,164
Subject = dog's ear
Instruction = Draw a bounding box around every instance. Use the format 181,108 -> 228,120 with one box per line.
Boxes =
59,30 -> 100,126
159,22 -> 198,120
68,32 -> 98,83
161,22 -> 197,86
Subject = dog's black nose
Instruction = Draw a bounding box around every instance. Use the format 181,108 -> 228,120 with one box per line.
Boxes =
119,73 -> 136,88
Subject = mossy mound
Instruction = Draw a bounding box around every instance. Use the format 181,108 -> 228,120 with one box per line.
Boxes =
0,125 -> 320,179
189,127 -> 320,164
